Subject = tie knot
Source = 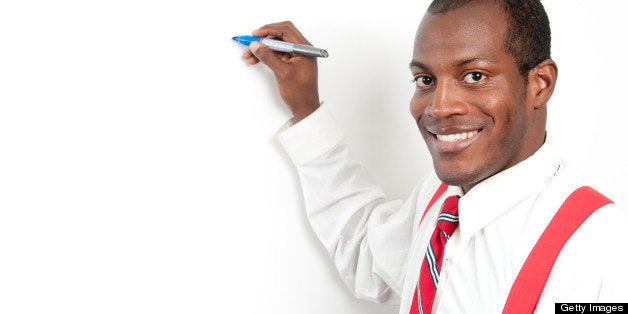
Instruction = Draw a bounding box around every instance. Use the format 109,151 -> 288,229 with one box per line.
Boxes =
436,195 -> 460,236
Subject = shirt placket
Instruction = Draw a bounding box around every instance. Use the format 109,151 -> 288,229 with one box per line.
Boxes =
432,230 -> 466,313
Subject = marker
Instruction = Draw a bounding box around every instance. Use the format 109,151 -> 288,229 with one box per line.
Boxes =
232,35 -> 329,58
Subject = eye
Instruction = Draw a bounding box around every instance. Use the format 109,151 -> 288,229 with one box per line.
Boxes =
413,76 -> 435,87
462,72 -> 486,83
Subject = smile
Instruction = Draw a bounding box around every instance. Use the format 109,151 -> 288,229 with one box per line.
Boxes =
428,129 -> 482,153
436,131 -> 478,142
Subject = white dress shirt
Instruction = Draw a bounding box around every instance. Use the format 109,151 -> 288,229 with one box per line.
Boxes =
276,105 -> 628,313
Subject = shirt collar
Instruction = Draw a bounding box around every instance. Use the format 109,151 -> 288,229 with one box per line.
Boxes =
456,140 -> 562,243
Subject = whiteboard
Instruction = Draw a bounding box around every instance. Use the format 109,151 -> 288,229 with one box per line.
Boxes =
0,1 -> 625,313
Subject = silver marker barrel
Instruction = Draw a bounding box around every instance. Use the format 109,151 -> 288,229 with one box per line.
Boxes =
260,38 -> 329,58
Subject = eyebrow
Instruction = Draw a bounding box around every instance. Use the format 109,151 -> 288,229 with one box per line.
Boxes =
409,60 -> 430,71
455,57 -> 496,67
409,57 -> 496,70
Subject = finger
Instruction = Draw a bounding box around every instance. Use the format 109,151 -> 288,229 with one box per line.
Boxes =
245,56 -> 259,64
249,41 -> 289,73
242,51 -> 260,64
252,21 -> 311,45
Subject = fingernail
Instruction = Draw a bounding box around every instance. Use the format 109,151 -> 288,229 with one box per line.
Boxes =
249,42 -> 261,54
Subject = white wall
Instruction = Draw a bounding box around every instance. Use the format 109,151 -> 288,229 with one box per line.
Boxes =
0,1 -> 625,313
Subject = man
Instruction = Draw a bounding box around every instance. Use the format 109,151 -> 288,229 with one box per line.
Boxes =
242,0 -> 628,313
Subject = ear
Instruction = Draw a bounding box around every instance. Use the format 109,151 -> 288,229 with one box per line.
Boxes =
527,59 -> 558,109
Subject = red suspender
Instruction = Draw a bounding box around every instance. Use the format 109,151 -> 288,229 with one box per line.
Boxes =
502,186 -> 613,313
419,183 -> 449,226
410,183 -> 449,314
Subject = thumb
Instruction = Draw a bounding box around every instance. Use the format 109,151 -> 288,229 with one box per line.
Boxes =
249,42 -> 287,73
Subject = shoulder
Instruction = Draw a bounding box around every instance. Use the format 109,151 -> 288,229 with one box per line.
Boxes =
543,161 -> 626,258
570,202 -> 628,255
533,162 -> 628,305
538,166 -> 628,303
539,202 -> 628,305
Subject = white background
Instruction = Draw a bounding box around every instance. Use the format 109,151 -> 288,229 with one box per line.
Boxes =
1,1 -> 626,313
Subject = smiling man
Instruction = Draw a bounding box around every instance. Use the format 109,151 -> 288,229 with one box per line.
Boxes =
409,1 -> 552,193
243,0 -> 628,313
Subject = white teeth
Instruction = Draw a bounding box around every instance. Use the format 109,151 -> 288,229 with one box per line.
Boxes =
436,131 -> 478,142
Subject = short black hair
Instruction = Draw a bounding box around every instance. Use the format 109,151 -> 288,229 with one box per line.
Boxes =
428,0 -> 551,76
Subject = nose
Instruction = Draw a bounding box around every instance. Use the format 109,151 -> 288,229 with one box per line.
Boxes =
425,81 -> 468,118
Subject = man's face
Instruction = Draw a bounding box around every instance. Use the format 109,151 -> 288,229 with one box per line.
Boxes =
410,3 -> 542,192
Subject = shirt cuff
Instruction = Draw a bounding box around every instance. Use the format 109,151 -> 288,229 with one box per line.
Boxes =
276,104 -> 344,166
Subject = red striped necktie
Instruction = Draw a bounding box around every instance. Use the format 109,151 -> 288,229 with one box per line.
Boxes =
411,195 -> 460,314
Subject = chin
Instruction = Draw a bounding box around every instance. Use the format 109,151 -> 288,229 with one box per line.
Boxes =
433,162 -> 487,190
435,172 -> 474,188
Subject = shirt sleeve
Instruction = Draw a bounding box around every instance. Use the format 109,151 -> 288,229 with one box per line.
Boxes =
276,105 -> 418,305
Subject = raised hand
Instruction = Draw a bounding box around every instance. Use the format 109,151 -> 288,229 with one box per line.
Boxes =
243,21 -> 320,122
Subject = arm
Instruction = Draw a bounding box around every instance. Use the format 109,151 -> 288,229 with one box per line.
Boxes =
246,22 -> 416,303
276,105 -> 415,303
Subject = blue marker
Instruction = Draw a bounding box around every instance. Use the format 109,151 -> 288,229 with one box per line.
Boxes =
232,35 -> 329,58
